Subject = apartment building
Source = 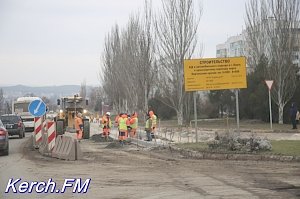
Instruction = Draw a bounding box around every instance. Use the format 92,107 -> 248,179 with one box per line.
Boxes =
216,29 -> 300,70
216,33 -> 246,58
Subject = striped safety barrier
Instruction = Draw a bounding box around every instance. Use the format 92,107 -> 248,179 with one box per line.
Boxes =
47,121 -> 56,151
34,117 -> 42,143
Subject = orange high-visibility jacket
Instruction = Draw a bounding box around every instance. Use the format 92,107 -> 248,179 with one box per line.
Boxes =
129,116 -> 138,129
149,111 -> 157,128
101,116 -> 112,128
75,116 -> 83,130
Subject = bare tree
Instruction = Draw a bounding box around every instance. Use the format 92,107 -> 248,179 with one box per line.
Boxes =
245,0 -> 300,124
101,1 -> 156,115
88,86 -> 104,112
134,1 -> 157,115
155,0 -> 202,125
101,25 -> 124,112
80,79 -> 87,99
4,100 -> 11,114
121,10 -> 156,114
120,15 -> 143,112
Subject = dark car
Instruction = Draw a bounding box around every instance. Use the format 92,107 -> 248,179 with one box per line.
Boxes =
0,114 -> 25,138
0,119 -> 9,155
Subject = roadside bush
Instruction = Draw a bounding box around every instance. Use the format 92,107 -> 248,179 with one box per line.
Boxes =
208,132 -> 272,153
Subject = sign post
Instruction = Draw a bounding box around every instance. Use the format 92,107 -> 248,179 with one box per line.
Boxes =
265,80 -> 274,130
193,92 -> 198,142
235,89 -> 240,132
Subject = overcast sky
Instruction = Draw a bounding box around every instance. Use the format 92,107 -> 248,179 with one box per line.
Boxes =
0,0 -> 247,87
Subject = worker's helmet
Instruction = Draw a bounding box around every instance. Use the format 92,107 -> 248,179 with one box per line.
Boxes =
106,112 -> 111,116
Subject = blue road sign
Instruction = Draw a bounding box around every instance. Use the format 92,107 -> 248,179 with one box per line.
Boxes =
28,99 -> 46,117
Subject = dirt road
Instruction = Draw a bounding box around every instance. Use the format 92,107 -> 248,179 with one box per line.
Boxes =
0,132 -> 300,199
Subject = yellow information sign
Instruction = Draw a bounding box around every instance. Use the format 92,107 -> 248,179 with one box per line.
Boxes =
184,57 -> 247,91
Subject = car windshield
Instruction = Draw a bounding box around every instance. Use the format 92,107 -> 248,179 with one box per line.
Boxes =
0,116 -> 20,123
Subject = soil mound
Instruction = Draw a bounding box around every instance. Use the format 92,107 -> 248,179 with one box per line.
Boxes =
91,134 -> 114,142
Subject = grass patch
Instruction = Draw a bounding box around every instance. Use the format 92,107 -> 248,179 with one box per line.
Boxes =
160,118 -> 293,131
267,140 -> 300,156
176,140 -> 300,156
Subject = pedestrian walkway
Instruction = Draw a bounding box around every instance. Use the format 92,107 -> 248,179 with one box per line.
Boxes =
89,123 -> 300,145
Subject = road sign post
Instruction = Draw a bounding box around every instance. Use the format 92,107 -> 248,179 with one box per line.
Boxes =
235,89 -> 240,133
193,92 -> 198,142
265,80 -> 274,130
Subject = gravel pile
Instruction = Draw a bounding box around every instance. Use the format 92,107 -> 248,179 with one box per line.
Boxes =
105,142 -> 124,149
91,134 -> 114,142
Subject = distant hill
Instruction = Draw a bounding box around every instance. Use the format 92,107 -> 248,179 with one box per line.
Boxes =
1,84 -> 91,99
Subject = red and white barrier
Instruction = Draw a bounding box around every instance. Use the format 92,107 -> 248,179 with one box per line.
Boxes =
34,117 -> 42,143
47,121 -> 56,151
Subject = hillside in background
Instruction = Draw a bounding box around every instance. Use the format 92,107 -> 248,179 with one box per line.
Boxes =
1,84 -> 92,100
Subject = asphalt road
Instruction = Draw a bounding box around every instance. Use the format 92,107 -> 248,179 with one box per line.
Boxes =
0,128 -> 299,199
0,133 -> 40,198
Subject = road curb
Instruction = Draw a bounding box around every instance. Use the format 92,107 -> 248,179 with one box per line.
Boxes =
169,146 -> 300,162
126,137 -> 300,162
128,137 -> 166,148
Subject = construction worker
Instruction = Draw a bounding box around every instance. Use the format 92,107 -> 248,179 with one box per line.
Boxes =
145,113 -> 152,141
114,113 -> 121,140
114,114 -> 121,127
118,113 -> 128,145
129,112 -> 138,138
149,110 -> 157,140
75,112 -> 83,141
101,112 -> 112,140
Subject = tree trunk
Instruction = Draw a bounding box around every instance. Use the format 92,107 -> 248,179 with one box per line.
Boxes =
278,103 -> 284,124
177,104 -> 184,126
144,84 -> 148,112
